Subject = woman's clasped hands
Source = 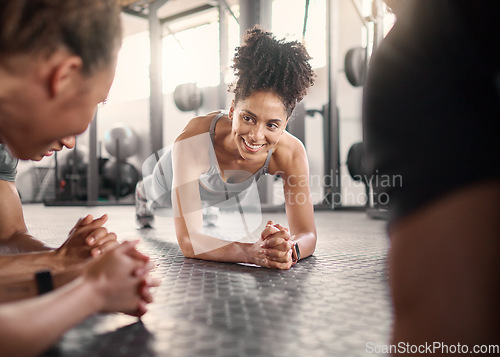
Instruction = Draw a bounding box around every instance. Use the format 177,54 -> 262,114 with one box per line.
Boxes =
251,220 -> 294,270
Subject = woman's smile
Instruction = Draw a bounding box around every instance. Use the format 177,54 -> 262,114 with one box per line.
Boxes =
242,137 -> 265,152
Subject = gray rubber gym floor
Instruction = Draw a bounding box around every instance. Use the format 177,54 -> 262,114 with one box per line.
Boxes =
22,204 -> 392,357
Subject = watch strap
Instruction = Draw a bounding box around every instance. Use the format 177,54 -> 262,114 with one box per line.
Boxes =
291,241 -> 301,264
35,270 -> 54,295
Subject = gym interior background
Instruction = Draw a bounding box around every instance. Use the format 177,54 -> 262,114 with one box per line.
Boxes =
17,0 -> 400,356
17,0 -> 395,210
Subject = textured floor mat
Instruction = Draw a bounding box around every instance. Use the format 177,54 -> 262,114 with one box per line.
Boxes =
20,204 -> 392,357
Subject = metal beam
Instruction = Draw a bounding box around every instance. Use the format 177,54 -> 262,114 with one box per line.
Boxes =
326,0 -> 341,209
122,7 -> 148,19
372,0 -> 385,52
87,110 -> 99,203
218,0 -> 229,110
119,0 -> 154,7
239,0 -> 272,37
160,4 -> 214,25
219,0 -> 239,24
149,0 -> 166,154
349,0 -> 369,28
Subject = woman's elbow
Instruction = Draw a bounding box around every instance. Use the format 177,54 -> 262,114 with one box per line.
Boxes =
310,234 -> 317,251
299,231 -> 317,258
176,234 -> 195,258
309,236 -> 317,256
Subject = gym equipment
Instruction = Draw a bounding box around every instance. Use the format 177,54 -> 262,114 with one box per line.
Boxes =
346,142 -> 367,184
173,83 -> 203,112
102,161 -> 139,198
346,141 -> 369,206
345,46 -> 367,87
346,141 -> 388,219
104,122 -> 140,160
56,143 -> 89,201
307,104 -> 341,209
46,121 -> 141,205
102,123 -> 140,199
120,0 -> 387,214
345,0 -> 385,88
61,145 -> 88,176
341,1 -> 387,218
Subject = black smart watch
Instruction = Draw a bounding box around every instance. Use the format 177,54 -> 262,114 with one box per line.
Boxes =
35,270 -> 54,295
291,241 -> 301,264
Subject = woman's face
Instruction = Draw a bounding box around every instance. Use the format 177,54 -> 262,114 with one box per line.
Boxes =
229,91 -> 288,162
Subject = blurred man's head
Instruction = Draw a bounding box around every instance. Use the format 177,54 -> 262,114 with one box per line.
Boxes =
31,136 -> 76,161
0,0 -> 121,160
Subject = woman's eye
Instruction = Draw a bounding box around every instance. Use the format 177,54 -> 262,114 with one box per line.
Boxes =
243,116 -> 253,122
268,123 -> 279,130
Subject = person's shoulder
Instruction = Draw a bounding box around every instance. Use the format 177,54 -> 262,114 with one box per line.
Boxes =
0,144 -> 18,182
172,112 -> 223,164
270,132 -> 307,173
172,113 -> 223,173
175,111 -> 222,142
276,131 -> 306,157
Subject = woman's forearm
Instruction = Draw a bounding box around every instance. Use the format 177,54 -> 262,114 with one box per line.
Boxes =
177,226 -> 316,265
0,276 -> 101,357
179,229 -> 254,264
174,214 -> 255,264
194,241 -> 254,264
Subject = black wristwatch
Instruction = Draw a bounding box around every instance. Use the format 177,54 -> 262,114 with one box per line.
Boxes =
35,270 -> 54,295
291,241 -> 301,265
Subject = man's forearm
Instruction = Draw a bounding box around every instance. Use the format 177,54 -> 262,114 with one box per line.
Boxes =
0,275 -> 101,357
0,249 -> 67,280
0,265 -> 82,303
0,231 -> 52,255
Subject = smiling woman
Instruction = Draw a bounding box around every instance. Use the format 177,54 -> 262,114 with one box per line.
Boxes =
138,25 -> 317,270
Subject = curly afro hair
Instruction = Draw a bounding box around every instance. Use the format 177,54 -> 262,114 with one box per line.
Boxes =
230,25 -> 315,117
